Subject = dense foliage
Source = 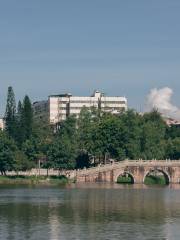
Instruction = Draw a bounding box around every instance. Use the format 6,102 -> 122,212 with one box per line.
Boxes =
0,87 -> 179,173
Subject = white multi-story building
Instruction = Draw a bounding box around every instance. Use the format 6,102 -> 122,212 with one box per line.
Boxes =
33,91 -> 127,125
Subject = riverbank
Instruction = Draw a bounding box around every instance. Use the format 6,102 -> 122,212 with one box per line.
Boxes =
0,175 -> 69,185
0,175 -> 167,185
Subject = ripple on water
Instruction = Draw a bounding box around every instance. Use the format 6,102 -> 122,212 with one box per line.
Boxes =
0,184 -> 180,240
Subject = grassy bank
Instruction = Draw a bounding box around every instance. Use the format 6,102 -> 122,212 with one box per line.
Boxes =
0,175 -> 69,185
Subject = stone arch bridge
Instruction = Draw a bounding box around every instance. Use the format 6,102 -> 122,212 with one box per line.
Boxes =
74,160 -> 180,184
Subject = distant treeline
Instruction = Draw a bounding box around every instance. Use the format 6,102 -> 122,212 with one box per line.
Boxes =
0,86 -> 179,174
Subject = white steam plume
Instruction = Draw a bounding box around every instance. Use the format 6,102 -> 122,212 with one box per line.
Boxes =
145,87 -> 180,120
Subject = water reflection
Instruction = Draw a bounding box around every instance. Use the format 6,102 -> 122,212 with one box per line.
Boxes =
0,184 -> 180,239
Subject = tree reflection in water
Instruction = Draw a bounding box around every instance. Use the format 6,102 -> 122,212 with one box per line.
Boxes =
0,185 -> 180,239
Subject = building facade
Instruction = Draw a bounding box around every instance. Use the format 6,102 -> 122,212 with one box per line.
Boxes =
163,116 -> 180,127
33,91 -> 127,125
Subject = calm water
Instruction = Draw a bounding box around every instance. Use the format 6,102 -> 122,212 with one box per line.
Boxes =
0,184 -> 180,240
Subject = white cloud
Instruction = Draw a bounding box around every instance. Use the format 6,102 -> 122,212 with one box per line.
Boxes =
145,87 -> 180,120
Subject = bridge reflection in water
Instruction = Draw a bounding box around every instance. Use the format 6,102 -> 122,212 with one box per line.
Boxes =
75,160 -> 180,184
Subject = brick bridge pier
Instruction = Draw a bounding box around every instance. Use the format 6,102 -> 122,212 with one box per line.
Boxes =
75,160 -> 180,184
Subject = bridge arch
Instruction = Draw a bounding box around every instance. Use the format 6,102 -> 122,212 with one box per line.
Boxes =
143,168 -> 171,185
115,171 -> 135,184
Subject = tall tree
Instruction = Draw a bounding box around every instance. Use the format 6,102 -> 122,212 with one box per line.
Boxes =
17,100 -> 23,122
5,86 -> 16,139
14,100 -> 24,145
21,95 -> 33,140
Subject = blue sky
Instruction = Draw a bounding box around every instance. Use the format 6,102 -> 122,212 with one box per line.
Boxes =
0,0 -> 180,115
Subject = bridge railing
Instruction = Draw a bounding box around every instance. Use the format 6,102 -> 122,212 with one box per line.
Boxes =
4,159 -> 180,178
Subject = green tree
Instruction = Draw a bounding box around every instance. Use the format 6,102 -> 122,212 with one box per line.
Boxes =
22,137 -> 41,164
93,113 -> 124,161
76,151 -> 90,169
58,115 -> 77,138
0,132 -> 17,174
47,135 -> 77,170
77,107 -> 92,150
32,119 -> 54,160
47,116 -> 77,170
120,110 -> 142,159
5,86 -> 17,139
14,100 -> 24,145
166,125 -> 180,139
76,107 -> 94,167
21,95 -> 33,141
166,138 -> 180,159
141,111 -> 166,159
13,150 -> 33,171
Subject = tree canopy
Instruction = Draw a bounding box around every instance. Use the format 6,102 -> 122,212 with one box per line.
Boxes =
1,87 -> 180,172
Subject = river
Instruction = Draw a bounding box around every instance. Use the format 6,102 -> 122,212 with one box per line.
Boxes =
0,183 -> 180,240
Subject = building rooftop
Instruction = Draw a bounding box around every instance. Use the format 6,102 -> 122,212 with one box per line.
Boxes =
49,93 -> 72,98
48,90 -> 126,99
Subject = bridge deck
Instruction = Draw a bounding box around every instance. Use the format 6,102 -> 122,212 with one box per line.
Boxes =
76,160 -> 180,176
